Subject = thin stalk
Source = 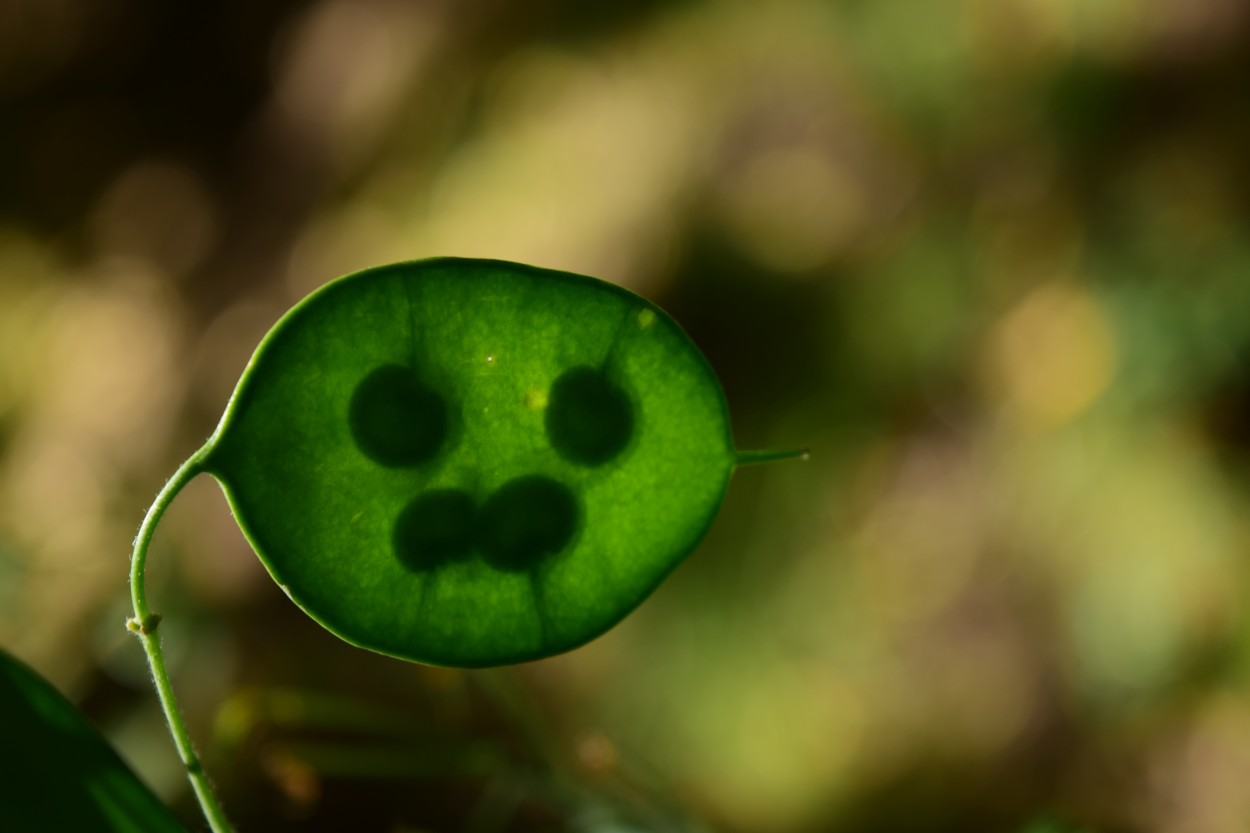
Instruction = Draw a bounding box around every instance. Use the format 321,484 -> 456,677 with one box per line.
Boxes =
128,443 -> 234,833
735,447 -> 809,466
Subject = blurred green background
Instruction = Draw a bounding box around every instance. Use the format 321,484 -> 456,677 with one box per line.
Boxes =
3,0 -> 1250,831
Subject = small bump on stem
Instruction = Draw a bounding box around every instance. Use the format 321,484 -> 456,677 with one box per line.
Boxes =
126,614 -> 162,635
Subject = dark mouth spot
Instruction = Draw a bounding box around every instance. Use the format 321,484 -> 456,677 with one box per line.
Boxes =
477,475 -> 578,571
393,489 -> 477,571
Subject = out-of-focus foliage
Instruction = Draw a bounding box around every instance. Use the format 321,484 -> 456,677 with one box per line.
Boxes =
0,646 -> 186,832
2,0 -> 1250,831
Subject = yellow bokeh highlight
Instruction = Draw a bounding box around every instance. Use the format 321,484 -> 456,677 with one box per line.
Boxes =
717,146 -> 867,274
990,281 -> 1118,428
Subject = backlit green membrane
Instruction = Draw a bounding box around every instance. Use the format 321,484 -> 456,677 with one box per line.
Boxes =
206,259 -> 736,667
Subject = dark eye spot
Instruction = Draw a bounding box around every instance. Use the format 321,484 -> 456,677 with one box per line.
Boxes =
393,489 -> 476,571
545,366 -> 633,466
350,364 -> 448,467
478,475 -> 578,571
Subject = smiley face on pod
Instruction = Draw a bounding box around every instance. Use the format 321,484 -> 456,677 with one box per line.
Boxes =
204,258 -> 743,667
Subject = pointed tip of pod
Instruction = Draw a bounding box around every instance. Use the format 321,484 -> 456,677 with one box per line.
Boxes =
734,447 -> 810,467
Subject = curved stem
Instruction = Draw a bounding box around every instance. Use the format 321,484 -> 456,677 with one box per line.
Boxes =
128,443 -> 235,833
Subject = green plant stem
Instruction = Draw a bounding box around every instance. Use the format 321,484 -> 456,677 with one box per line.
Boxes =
735,447 -> 809,466
128,443 -> 235,833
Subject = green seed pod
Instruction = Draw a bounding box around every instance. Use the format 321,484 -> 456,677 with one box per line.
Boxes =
201,258 -> 796,666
